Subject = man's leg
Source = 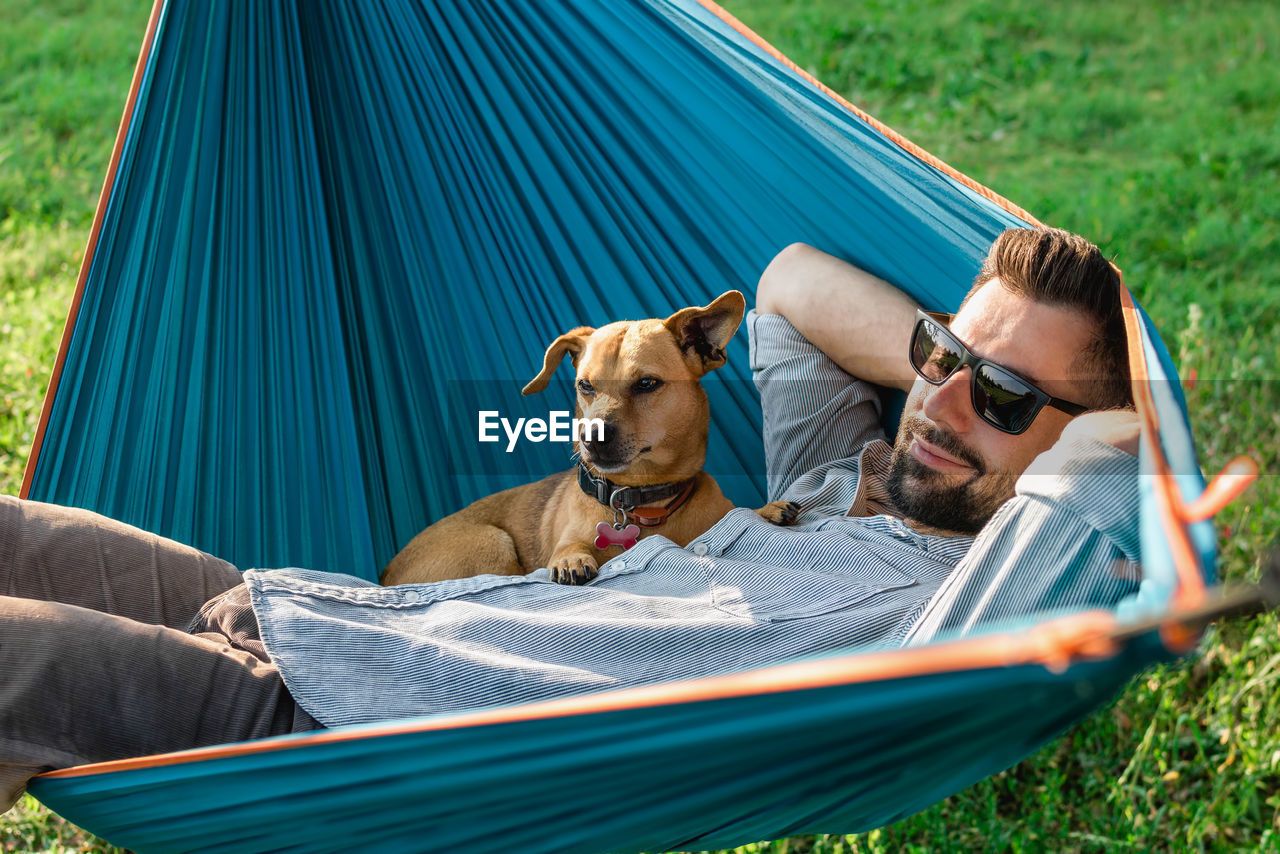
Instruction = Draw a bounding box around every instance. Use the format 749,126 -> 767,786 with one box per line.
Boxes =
0,594 -> 311,811
0,495 -> 241,627
0,497 -> 321,810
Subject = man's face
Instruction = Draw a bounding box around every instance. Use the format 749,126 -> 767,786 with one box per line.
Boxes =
887,279 -> 1098,533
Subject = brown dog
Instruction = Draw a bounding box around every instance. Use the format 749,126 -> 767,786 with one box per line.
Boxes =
381,290 -> 797,586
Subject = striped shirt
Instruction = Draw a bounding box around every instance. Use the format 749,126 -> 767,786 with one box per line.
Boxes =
246,311 -> 1141,727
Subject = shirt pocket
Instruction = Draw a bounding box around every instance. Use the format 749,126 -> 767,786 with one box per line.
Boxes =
701,520 -> 917,622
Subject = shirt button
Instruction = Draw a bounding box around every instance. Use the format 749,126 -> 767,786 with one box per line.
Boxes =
691,542 -> 709,556
613,560 -> 626,571
403,590 -> 421,603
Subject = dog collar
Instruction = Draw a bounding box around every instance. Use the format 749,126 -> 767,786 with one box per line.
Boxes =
576,463 -> 698,528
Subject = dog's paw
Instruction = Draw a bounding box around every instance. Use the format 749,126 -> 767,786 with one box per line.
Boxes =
755,500 -> 801,526
549,553 -> 599,585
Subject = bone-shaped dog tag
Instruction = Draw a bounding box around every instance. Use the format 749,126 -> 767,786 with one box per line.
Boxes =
595,521 -> 639,550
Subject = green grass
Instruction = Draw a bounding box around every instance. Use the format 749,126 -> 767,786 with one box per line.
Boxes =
1,0 -> 1276,851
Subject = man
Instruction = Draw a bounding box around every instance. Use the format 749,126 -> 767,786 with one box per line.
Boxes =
0,227 -> 1141,810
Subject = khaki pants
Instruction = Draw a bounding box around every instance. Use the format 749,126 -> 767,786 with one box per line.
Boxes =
0,496 -> 320,811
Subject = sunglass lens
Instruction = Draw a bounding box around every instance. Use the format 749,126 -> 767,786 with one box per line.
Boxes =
912,321 -> 962,382
973,365 -> 1040,433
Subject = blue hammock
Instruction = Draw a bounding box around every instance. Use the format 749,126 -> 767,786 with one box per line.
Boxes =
21,0 -> 1237,851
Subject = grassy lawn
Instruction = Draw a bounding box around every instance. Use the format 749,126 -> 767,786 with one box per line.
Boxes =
1,0 -> 1276,852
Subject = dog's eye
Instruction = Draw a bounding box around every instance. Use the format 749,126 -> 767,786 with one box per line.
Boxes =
576,379 -> 594,395
633,377 -> 663,393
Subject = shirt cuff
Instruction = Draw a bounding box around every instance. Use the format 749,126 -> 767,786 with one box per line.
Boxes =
748,309 -> 826,372
1015,435 -> 1142,560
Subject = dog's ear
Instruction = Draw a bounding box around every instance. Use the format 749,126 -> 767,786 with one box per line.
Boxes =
522,326 -> 595,395
663,290 -> 746,376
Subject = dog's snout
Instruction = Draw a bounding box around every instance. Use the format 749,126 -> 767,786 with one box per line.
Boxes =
583,420 -> 618,448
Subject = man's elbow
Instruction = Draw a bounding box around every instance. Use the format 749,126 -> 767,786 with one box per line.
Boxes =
756,242 -> 818,316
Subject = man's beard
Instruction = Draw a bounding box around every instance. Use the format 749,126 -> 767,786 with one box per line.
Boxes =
886,415 -> 1018,534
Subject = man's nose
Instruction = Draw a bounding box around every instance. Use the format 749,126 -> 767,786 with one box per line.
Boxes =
921,367 -> 974,433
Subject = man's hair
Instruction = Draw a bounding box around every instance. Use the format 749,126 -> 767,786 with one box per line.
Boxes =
963,227 -> 1133,411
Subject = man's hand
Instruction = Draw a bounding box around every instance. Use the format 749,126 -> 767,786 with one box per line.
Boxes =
1022,410 -> 1141,479
1056,410 -> 1142,457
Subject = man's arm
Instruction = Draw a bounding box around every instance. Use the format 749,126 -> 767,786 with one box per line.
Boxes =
756,243 -> 920,391
902,416 -> 1143,646
749,310 -> 886,502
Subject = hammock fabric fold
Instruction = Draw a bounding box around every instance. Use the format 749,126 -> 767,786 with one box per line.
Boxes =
20,0 -> 1233,851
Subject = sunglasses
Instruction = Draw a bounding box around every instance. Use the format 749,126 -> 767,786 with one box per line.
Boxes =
909,310 -> 1090,435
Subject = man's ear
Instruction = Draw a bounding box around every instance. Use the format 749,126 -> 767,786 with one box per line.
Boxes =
662,290 -> 746,376
522,326 -> 595,395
